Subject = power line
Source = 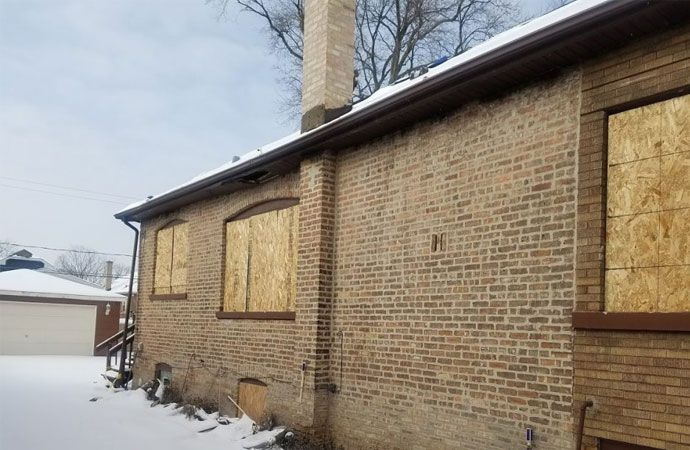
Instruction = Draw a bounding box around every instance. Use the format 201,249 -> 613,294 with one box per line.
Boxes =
0,176 -> 139,200
39,269 -> 138,280
1,242 -> 132,257
0,183 -> 128,205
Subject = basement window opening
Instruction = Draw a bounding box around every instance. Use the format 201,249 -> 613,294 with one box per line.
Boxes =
155,363 -> 173,387
237,378 -> 267,420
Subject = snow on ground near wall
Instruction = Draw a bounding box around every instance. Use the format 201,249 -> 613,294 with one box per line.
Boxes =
0,356 -> 283,450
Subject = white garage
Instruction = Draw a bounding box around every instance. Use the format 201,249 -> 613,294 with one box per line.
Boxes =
0,301 -> 97,355
0,269 -> 123,356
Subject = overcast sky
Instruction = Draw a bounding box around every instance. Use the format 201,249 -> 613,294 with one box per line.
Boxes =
0,0 -> 551,267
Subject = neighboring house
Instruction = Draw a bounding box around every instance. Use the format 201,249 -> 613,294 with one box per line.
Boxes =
109,278 -> 137,329
0,249 -> 105,288
0,269 -> 123,356
0,249 -> 55,272
115,1 -> 690,449
109,278 -> 137,298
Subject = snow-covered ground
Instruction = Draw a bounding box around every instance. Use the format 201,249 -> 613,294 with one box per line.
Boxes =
0,356 -> 283,450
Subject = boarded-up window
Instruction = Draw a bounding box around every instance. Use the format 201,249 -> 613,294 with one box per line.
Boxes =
237,378 -> 267,421
224,203 -> 298,312
606,93 -> 690,312
154,221 -> 189,295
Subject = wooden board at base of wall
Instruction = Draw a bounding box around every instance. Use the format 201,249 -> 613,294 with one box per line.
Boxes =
238,379 -> 267,421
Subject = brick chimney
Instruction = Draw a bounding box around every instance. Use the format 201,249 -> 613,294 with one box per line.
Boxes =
300,0 -> 356,133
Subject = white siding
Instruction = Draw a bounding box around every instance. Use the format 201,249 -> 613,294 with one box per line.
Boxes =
0,301 -> 96,355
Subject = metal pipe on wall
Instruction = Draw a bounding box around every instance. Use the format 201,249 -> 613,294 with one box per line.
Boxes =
115,220 -> 139,388
576,400 -> 594,450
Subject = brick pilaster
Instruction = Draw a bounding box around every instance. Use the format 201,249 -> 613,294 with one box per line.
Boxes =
295,149 -> 336,430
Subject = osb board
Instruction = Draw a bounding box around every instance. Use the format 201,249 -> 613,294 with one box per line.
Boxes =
604,94 -> 690,313
606,213 -> 658,269
247,206 -> 298,312
660,93 -> 690,156
289,206 -> 298,311
224,219 -> 249,312
238,380 -> 267,421
607,158 -> 659,217
608,102 -> 661,165
605,267 -> 657,312
659,265 -> 690,312
660,208 -> 690,266
170,223 -> 188,294
154,227 -> 173,295
660,150 -> 690,210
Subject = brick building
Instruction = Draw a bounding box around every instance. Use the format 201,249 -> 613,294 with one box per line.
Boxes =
115,1 -> 690,449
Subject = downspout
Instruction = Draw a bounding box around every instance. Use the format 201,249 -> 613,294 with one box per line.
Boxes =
115,219 -> 139,388
576,400 -> 594,450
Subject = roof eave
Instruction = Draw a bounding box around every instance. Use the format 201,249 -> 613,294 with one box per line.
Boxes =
0,290 -> 125,302
116,0 -> 687,222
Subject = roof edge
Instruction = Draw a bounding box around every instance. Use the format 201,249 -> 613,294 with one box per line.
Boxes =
0,290 -> 125,302
115,0 -> 644,221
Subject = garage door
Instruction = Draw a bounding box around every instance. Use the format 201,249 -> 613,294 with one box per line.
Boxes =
0,301 -> 96,355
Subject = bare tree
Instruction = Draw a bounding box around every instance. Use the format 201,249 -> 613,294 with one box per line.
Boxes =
210,0 -> 518,117
56,246 -> 104,284
55,246 -> 130,286
111,262 -> 131,283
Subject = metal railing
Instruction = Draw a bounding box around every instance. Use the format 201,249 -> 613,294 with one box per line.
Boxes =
96,323 -> 135,370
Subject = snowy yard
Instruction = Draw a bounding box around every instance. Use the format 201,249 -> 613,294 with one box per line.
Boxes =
0,356 -> 283,450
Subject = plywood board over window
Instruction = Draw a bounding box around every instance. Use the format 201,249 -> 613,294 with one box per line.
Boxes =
154,221 -> 189,295
223,202 -> 298,313
237,379 -> 267,421
248,207 -> 298,312
171,223 -> 188,294
154,227 -> 173,294
605,93 -> 690,312
224,219 -> 249,312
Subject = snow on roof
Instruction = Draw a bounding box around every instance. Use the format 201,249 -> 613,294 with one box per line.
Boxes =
110,278 -> 137,295
117,0 -> 610,216
0,269 -> 125,302
118,130 -> 302,214
1,252 -> 112,290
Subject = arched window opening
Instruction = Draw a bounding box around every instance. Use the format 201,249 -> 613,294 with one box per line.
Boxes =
223,199 -> 299,314
154,220 -> 189,295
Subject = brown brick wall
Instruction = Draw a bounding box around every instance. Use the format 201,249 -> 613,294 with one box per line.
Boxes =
294,149 -> 337,433
574,23 -> 690,450
134,67 -> 581,448
327,69 -> 581,450
132,173 -> 317,427
131,21 -> 690,450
